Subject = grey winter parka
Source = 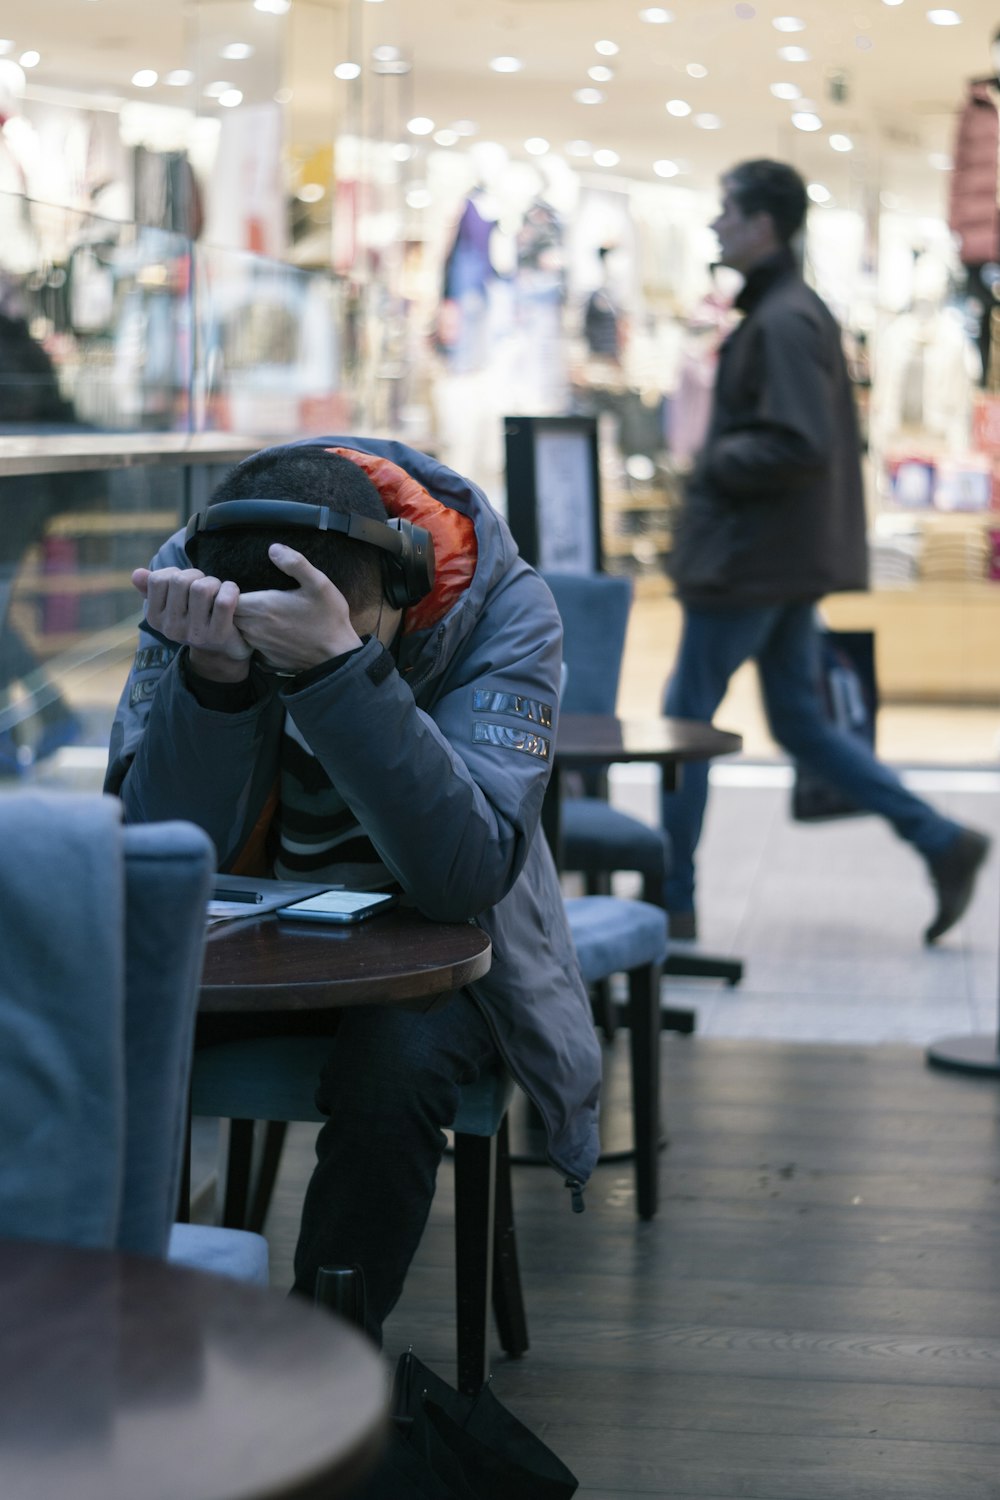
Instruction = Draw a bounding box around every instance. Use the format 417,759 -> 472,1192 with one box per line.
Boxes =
104,436 -> 602,1189
668,249 -> 868,607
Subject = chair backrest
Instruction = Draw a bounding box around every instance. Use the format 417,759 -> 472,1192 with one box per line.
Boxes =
0,792 -> 214,1257
541,571 -> 633,715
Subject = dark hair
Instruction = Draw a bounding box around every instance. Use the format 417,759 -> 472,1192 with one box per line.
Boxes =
724,159 -> 808,244
195,448 -> 388,610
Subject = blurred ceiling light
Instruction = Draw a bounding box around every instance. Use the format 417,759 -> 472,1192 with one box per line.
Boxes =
639,8 -> 674,22
406,186 -> 432,209
372,45 -> 400,60
829,132 -> 854,150
524,137 -> 550,155
595,39 -> 620,54
254,0 -> 291,13
434,128 -> 459,145
589,65 -> 614,81
221,43 -> 253,60
19,50 -> 40,68
694,113 -> 723,128
406,116 -> 434,135
165,69 -> 194,86
489,56 -> 523,72
131,69 -> 158,87
666,98 -> 691,115
792,110 -> 822,130
882,0 -> 904,5
806,182 -> 831,202
334,62 -> 361,79
770,81 -> 801,98
593,148 -> 620,166
773,15 -> 806,29
391,142 -> 414,161
218,89 -> 243,107
565,139 -> 593,156
654,158 -> 680,176
778,45 -> 810,60
574,88 -> 604,103
686,62 -> 708,77
297,183 -> 325,203
0,41 -> 13,56
926,9 -> 962,23
204,80 -> 233,97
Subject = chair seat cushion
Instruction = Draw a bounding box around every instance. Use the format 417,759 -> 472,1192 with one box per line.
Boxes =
564,896 -> 668,985
168,1223 -> 270,1284
560,798 -> 669,879
191,1035 -> 513,1138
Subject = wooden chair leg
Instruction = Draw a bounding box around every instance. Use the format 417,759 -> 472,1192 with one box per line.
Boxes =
222,1118 -> 255,1228
454,1130 -> 496,1395
247,1120 -> 289,1233
490,1116 -> 528,1358
626,960 -> 662,1221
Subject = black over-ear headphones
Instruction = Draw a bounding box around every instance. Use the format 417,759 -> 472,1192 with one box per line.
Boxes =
184,499 -> 435,610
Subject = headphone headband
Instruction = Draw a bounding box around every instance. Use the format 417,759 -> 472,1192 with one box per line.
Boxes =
183,497 -> 435,608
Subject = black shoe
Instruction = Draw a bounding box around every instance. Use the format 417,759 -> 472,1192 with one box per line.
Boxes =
924,829 -> 991,945
668,910 -> 698,942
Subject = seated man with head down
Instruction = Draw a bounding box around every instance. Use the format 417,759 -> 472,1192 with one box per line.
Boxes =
104,437 -> 601,1337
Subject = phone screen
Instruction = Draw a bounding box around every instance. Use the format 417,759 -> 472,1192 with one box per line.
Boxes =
276,890 -> 398,924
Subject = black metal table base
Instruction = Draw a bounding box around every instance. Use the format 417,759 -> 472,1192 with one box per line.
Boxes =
665,951 -> 743,987
925,1033 -> 1000,1076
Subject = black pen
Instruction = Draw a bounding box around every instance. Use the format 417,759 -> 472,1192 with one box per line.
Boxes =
214,888 -> 264,904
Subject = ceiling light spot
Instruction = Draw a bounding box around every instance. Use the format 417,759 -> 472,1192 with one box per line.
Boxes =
686,63 -> 708,77
221,43 -> 253,60
589,65 -> 614,81
19,50 -> 40,68
694,113 -> 723,128
406,186 -> 432,209
254,0 -> 290,13
565,139 -> 593,157
131,69 -> 158,88
297,183 -> 325,203
334,62 -> 361,79
792,110 -> 823,130
165,69 -> 194,86
595,39 -> 620,54
204,80 -> 233,97
525,137 -> 550,155
773,15 -> 806,30
882,0 -> 904,6
653,158 -> 680,176
778,45 -> 810,60
926,9 -> 961,23
406,116 -> 434,135
391,143 -> 414,161
0,41 -> 13,56
574,88 -> 604,104
218,89 -> 243,108
434,128 -> 459,146
666,98 -> 691,116
593,148 -> 620,166
829,132 -> 854,151
490,55 -> 523,72
372,45 -> 400,61
639,9 -> 673,23
770,81 -> 801,99
807,182 -> 831,202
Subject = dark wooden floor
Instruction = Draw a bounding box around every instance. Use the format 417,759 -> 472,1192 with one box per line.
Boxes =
261,1035 -> 1000,1499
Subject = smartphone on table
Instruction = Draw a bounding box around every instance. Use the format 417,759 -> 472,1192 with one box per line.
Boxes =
275,889 -> 399,925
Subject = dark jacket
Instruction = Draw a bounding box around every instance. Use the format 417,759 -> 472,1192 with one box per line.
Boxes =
104,436 -> 602,1189
668,249 -> 868,607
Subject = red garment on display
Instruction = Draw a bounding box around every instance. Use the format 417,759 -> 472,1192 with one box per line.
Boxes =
948,82 -> 1000,265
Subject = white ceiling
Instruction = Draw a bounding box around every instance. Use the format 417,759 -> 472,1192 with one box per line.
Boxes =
2,0 -> 998,218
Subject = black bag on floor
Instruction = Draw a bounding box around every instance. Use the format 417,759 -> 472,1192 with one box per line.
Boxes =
358,1349 -> 578,1500
791,628 -> 879,823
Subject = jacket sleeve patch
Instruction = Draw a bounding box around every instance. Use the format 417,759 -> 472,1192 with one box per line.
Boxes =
134,646 -> 177,673
472,721 -> 550,760
472,689 -> 552,729
128,678 -> 160,707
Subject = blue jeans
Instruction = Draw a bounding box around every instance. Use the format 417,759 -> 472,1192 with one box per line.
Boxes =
292,992 -> 498,1342
661,601 -> 963,913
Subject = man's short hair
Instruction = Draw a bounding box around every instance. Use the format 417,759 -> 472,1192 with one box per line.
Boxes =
725,159 -> 808,244
194,448 -> 388,611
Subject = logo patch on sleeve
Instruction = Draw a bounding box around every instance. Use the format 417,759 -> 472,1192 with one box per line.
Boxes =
128,678 -> 160,707
472,721 -> 550,759
134,646 -> 176,673
472,690 -> 552,728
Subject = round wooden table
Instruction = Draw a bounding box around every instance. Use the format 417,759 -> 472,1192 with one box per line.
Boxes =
200,904 -> 493,1016
0,1238 -> 387,1500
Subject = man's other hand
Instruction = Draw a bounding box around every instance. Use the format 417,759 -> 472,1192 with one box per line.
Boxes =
233,544 -> 363,673
132,566 -> 253,682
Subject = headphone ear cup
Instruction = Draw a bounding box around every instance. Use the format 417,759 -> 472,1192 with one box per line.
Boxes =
383,518 -> 435,608
380,552 -> 409,611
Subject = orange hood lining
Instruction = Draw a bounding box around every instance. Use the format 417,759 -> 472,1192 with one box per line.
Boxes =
327,446 -> 477,635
